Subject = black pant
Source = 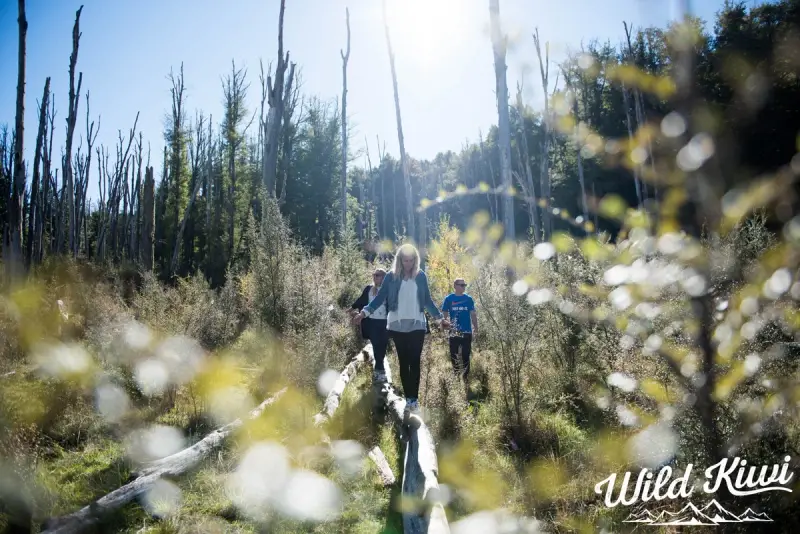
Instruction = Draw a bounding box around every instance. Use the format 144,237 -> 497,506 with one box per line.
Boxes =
389,329 -> 425,399
449,334 -> 472,380
365,318 -> 389,371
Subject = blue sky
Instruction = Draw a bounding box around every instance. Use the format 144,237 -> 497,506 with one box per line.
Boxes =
0,0 -> 740,202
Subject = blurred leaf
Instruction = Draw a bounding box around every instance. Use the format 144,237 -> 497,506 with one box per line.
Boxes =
714,361 -> 746,402
580,238 -> 611,261
640,378 -> 674,404
598,195 -> 628,220
528,459 -> 569,502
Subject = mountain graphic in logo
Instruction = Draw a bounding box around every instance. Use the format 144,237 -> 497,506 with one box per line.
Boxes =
623,500 -> 772,526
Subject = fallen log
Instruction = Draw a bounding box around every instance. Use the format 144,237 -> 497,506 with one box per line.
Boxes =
42,388 -> 287,534
314,344 -> 395,487
378,364 -> 449,533
313,346 -> 370,426
367,444 -> 396,486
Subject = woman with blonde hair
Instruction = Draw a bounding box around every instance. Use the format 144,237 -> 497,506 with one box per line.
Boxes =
350,268 -> 389,378
354,244 -> 450,412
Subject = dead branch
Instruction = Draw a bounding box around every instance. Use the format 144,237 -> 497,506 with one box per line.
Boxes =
42,388 -> 287,534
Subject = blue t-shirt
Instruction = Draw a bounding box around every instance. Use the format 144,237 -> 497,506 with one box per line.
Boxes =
442,293 -> 475,334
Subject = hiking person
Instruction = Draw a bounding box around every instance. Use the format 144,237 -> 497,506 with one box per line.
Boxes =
350,268 -> 389,380
353,244 -> 450,413
442,278 -> 477,382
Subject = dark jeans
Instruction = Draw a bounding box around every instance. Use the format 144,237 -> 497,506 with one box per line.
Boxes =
449,333 -> 472,380
389,329 -> 426,399
365,318 -> 389,372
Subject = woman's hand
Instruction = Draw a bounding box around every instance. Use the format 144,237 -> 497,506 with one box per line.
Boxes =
440,318 -> 451,330
352,311 -> 366,325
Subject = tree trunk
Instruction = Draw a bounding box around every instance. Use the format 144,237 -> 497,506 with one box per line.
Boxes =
142,166 -> 155,271
340,7 -> 351,241
513,82 -> 540,242
26,77 -> 50,268
262,0 -> 290,197
382,0 -> 416,244
63,6 -> 83,256
621,82 -> 644,206
532,29 -> 552,240
8,0 -> 27,278
490,0 -> 515,242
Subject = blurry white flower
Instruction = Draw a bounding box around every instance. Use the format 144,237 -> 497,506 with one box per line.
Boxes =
317,369 -> 340,397
615,405 -> 639,427
142,479 -> 182,518
154,335 -> 205,385
609,287 -> 632,310
135,358 -> 170,396
744,354 -> 762,376
603,265 -> 629,286
511,280 -> 529,296
608,372 -> 637,393
126,425 -> 185,464
276,469 -> 342,522
123,320 -> 152,350
526,289 -> 552,306
227,441 -> 291,519
764,268 -> 792,299
533,242 -> 555,260
95,383 -> 130,423
330,440 -> 364,479
35,342 -> 91,378
628,422 -> 677,469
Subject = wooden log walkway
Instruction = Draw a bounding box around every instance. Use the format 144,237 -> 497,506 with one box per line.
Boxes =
372,346 -> 451,534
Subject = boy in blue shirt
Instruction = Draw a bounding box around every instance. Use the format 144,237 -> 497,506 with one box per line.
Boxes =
441,278 -> 478,382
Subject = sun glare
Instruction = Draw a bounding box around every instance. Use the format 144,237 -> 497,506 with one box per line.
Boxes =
382,0 -> 472,68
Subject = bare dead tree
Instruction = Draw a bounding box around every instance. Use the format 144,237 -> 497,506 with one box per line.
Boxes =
26,77 -> 50,268
142,166 -> 155,270
38,100 -> 55,263
8,0 -> 28,278
489,0 -> 515,242
560,65 -> 590,226
76,91 -> 98,255
532,28 -> 554,240
262,0 -> 292,197
513,79 -> 540,242
365,136 -> 375,241
382,0 -> 416,243
278,65 -> 299,206
63,5 -> 84,256
624,21 -> 658,208
477,129 -> 498,221
340,7 -> 351,241
130,133 -> 143,260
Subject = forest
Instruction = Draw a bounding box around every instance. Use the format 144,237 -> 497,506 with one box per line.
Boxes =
1,0 -> 800,532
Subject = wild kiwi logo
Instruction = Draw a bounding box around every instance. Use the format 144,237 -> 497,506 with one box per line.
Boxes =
594,456 -> 794,526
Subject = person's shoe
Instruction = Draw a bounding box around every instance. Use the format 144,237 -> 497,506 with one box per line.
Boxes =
373,370 -> 387,382
405,398 -> 419,412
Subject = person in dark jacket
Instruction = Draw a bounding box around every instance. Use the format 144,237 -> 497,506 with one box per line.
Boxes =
350,268 -> 389,380
354,244 -> 450,413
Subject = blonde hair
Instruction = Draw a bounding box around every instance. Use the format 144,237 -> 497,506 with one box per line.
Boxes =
370,268 -> 387,297
392,244 -> 420,279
